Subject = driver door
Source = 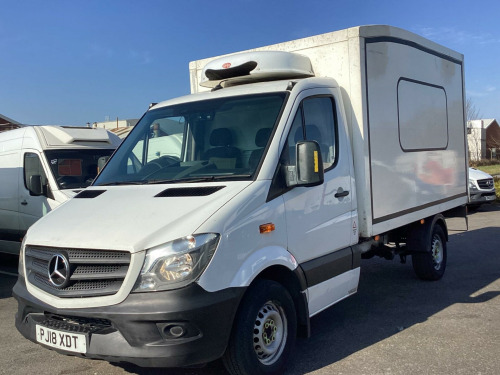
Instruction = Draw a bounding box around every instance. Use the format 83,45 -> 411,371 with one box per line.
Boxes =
280,91 -> 356,315
18,152 -> 55,232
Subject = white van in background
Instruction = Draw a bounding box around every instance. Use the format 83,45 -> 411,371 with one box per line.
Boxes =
468,167 -> 496,208
0,126 -> 121,254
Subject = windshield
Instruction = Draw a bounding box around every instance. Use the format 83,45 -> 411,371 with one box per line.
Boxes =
45,149 -> 116,189
94,93 -> 286,186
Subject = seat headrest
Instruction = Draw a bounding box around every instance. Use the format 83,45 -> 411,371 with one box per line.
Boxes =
210,128 -> 233,146
255,128 -> 271,147
305,125 -> 322,142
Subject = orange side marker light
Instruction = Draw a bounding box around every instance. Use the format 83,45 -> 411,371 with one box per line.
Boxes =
259,223 -> 275,234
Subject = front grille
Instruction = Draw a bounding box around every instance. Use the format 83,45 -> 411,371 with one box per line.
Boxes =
32,313 -> 112,334
477,178 -> 494,189
25,245 -> 131,298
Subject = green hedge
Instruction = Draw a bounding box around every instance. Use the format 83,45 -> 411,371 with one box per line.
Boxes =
470,159 -> 500,167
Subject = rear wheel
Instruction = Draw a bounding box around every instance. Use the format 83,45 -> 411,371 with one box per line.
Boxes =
412,224 -> 447,281
223,279 -> 297,375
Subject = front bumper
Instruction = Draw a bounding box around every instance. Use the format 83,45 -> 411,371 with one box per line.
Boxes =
13,278 -> 245,367
469,190 -> 496,204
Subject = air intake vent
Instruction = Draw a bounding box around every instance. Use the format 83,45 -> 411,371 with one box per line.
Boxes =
155,186 -> 225,197
74,190 -> 106,199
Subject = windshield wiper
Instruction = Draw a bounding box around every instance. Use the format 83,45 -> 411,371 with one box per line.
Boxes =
97,181 -> 148,186
147,174 -> 252,184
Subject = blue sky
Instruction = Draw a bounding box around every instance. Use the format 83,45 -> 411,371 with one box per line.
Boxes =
1,0 -> 499,125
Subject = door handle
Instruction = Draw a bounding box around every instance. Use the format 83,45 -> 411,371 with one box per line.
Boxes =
21,200 -> 28,206
334,190 -> 350,198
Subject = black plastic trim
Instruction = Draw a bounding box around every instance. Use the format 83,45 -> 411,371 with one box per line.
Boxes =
155,186 -> 225,197
300,247 -> 353,287
205,61 -> 258,80
74,190 -> 106,199
372,193 -> 466,224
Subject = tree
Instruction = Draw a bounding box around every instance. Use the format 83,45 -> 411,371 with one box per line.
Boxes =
465,98 -> 484,161
465,97 -> 481,122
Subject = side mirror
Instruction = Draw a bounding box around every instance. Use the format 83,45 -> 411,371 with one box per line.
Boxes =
28,175 -> 43,196
285,141 -> 324,187
97,156 -> 110,174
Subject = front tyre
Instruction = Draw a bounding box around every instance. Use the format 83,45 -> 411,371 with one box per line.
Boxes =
412,224 -> 447,281
223,280 -> 297,375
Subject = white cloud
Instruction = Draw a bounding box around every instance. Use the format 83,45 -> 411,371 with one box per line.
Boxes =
467,90 -> 488,98
467,86 -> 497,98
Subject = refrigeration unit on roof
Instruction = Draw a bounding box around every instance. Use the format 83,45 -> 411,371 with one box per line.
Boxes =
200,51 -> 315,88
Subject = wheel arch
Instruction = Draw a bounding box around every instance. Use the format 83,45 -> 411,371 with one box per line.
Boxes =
433,215 -> 448,242
407,213 -> 448,253
254,265 -> 310,338
229,264 -> 310,340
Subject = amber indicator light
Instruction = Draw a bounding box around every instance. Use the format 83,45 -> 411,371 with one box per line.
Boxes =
259,223 -> 275,234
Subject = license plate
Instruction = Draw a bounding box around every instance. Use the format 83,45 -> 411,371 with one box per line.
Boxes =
486,195 -> 495,201
36,325 -> 87,353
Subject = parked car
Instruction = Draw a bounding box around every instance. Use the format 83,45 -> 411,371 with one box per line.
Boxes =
468,167 -> 496,208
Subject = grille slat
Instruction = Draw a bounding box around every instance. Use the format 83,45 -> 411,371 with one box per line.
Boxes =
29,258 -> 49,276
25,246 -> 131,298
71,265 -> 129,280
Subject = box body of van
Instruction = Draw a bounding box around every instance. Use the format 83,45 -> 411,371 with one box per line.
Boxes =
14,26 -> 467,374
0,126 -> 121,254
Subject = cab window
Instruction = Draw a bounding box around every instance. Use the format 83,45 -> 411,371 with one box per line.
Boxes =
24,153 -> 48,194
282,96 -> 338,171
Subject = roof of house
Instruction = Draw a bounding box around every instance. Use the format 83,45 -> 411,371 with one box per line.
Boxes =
0,113 -> 23,132
467,119 -> 498,129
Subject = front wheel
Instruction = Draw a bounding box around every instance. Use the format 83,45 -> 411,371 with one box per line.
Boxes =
412,224 -> 447,281
223,280 -> 297,375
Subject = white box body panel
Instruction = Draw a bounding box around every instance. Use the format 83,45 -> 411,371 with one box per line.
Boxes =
190,25 -> 467,237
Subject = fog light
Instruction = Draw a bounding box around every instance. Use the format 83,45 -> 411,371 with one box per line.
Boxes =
157,322 -> 200,340
169,325 -> 185,337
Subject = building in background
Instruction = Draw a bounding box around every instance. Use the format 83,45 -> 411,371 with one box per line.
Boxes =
0,114 -> 23,133
91,118 -> 138,139
467,119 -> 500,160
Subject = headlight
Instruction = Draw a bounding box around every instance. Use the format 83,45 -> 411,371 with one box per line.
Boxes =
133,233 -> 220,292
469,179 -> 478,190
18,237 -> 27,278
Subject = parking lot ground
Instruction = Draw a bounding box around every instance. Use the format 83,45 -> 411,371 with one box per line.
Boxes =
0,204 -> 499,375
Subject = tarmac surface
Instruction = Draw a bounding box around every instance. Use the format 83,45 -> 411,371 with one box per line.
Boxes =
0,204 -> 499,375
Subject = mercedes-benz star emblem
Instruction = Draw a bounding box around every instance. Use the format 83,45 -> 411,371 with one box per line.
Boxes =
48,254 -> 70,288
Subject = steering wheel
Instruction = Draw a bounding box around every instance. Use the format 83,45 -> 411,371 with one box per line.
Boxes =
139,155 -> 181,178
